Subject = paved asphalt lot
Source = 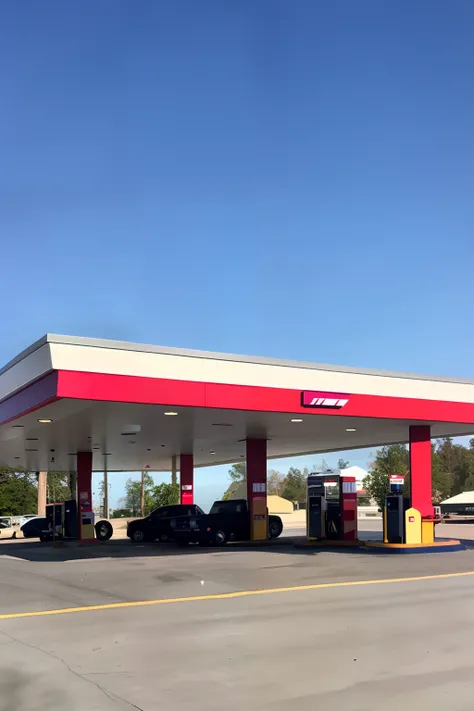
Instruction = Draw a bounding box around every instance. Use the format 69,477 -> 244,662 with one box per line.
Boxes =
2,524 -> 474,710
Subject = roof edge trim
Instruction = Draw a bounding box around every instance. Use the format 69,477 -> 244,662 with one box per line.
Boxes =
39,333 -> 474,386
0,335 -> 49,377
2,333 -> 474,387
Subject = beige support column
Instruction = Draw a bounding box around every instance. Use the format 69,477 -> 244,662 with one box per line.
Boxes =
171,454 -> 177,486
140,470 -> 145,517
103,468 -> 109,518
37,471 -> 47,516
69,471 -> 77,500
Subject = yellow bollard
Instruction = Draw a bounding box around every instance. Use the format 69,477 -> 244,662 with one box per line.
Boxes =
405,508 -> 422,544
421,519 -> 435,544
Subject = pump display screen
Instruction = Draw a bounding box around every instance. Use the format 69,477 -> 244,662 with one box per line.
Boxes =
324,480 -> 340,501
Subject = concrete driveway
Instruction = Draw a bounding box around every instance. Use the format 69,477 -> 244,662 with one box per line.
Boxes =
1,538 -> 474,710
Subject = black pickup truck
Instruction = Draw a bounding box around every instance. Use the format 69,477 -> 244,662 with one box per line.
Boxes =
172,499 -> 284,546
127,504 -> 205,543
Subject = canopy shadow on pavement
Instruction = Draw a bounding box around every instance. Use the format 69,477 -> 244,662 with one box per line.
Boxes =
0,528 -> 397,564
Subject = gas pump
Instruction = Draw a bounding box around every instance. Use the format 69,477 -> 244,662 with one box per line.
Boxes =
42,499 -> 79,541
307,470 -> 358,541
384,475 -> 408,543
307,475 -> 327,539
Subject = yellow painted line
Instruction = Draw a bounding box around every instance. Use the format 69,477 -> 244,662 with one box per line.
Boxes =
1,570 -> 474,621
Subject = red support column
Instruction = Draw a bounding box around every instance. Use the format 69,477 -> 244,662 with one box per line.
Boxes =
77,451 -> 94,540
410,425 -> 433,517
246,438 -> 268,541
180,454 -> 194,505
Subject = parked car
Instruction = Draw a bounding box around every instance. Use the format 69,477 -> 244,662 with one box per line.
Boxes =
0,517 -> 16,540
20,516 -> 47,539
127,504 -> 205,543
172,499 -> 284,546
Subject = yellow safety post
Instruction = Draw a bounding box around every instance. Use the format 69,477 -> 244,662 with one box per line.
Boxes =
421,518 -> 435,544
251,498 -> 268,540
405,508 -> 422,544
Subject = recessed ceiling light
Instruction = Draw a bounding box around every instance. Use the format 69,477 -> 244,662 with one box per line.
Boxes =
161,444 -> 166,447
290,418 -> 303,423
147,448 -> 151,452
346,427 -> 357,432
14,456 -> 20,459
122,432 -> 138,436
93,447 -> 100,450
25,449 -> 38,452
38,418 -> 53,424
12,425 -> 24,428
103,452 -> 112,456
209,451 -> 216,455
164,411 -> 178,416
26,438 -> 38,442
212,423 -> 233,427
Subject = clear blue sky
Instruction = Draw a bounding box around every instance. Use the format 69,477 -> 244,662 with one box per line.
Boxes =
1,1 -> 473,509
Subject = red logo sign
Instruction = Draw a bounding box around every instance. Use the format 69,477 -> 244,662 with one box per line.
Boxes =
389,474 -> 405,485
301,392 -> 349,409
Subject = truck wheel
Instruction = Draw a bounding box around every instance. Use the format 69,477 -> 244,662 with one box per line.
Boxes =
269,519 -> 283,539
95,520 -> 113,541
214,529 -> 227,546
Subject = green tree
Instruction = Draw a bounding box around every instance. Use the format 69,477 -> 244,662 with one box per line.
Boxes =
110,508 -> 133,518
462,473 -> 474,492
228,462 -> 246,483
46,472 -> 72,504
150,482 -> 180,508
267,469 -> 285,496
221,462 -> 247,499
363,445 -> 409,510
435,437 -> 473,495
337,459 -> 350,469
124,473 -> 155,516
0,468 -> 38,516
281,467 -> 307,503
364,442 -> 457,509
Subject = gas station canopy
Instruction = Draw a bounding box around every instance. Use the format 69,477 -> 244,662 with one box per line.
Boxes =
1,334 -> 474,472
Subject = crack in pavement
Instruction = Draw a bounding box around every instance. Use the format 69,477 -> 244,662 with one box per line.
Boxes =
0,629 -> 144,711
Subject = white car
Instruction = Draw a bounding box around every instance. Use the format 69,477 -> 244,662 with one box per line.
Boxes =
0,517 -> 17,539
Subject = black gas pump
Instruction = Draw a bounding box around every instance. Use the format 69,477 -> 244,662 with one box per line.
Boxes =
44,502 -> 63,541
385,477 -> 409,543
307,475 -> 327,539
64,499 -> 78,538
307,470 -> 357,541
323,477 -> 342,540
42,499 -> 78,541
385,495 -> 404,543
